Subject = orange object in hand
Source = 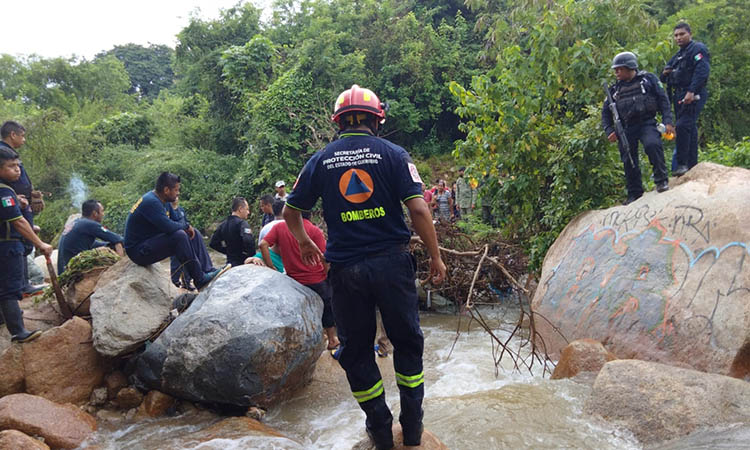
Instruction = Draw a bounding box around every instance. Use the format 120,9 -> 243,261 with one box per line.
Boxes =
663,131 -> 675,140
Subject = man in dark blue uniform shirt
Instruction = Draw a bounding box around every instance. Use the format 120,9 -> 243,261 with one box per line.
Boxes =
602,52 -> 674,205
57,199 -> 124,274
1,121 -> 45,296
661,22 -> 710,176
0,146 -> 52,342
283,85 -> 446,449
209,196 -> 255,267
124,172 -> 221,290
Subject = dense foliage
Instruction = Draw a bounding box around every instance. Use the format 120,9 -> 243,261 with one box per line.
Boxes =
0,0 -> 747,272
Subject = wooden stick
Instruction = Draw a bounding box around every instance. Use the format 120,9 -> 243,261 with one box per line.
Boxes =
45,255 -> 72,320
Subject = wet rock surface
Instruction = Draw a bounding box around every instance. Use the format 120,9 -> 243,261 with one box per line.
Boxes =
351,424 -> 448,450
551,338 -> 616,379
23,317 -> 106,405
134,264 -> 325,408
587,359 -> 750,445
0,429 -> 50,450
0,393 -> 97,449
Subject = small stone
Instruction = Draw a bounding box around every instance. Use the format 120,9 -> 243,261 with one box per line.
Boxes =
124,408 -> 137,421
139,390 -> 176,418
245,406 -> 266,421
89,387 -> 108,406
115,387 -> 143,409
96,409 -> 125,422
105,371 -> 128,400
551,338 -> 616,380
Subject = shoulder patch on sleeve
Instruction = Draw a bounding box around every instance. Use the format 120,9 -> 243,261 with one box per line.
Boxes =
243,228 -> 253,234
694,53 -> 703,61
1,196 -> 16,207
407,162 -> 422,183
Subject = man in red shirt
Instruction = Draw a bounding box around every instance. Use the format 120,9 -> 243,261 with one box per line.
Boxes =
259,211 -> 339,350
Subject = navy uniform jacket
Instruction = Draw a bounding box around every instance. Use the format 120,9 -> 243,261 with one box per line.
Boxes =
209,215 -> 255,266
0,183 -> 24,257
57,217 -> 124,273
602,71 -> 673,136
661,40 -> 710,95
124,191 -> 186,249
286,131 -> 424,264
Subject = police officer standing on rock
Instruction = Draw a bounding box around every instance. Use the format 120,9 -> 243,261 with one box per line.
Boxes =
283,85 -> 446,449
661,22 -> 710,176
602,52 -> 674,205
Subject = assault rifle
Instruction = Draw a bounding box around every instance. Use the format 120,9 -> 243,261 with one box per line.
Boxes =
603,82 -> 635,168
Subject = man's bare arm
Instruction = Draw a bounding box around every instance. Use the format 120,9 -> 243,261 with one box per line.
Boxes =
258,240 -> 275,268
405,198 -> 446,284
282,205 -> 322,266
11,217 -> 52,256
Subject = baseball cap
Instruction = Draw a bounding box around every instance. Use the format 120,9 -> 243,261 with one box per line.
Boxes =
275,180 -> 285,188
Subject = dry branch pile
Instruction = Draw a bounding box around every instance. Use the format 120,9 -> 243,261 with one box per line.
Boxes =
411,222 -> 556,376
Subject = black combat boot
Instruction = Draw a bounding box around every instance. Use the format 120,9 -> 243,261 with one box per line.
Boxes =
656,181 -> 669,192
0,300 -> 42,343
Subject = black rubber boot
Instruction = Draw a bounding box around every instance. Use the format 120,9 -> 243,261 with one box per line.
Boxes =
0,300 -> 41,343
362,396 -> 394,450
401,422 -> 424,446
366,424 -> 394,450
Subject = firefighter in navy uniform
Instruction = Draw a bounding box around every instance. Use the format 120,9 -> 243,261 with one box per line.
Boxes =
283,85 -> 446,449
602,52 -> 674,205
661,22 -> 710,176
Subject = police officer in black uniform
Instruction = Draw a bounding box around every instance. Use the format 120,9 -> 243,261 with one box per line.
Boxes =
661,22 -> 710,176
209,196 -> 255,267
602,52 -> 674,205
283,85 -> 446,449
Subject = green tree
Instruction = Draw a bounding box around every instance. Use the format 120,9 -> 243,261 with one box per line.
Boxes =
97,43 -> 175,100
451,0 -> 659,269
174,3 -> 262,154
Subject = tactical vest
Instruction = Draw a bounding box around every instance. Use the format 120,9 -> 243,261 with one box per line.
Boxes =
613,73 -> 658,125
0,182 -> 20,241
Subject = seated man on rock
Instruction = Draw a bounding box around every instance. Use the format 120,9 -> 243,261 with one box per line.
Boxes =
169,197 -> 216,290
124,172 -> 222,290
57,199 -> 124,274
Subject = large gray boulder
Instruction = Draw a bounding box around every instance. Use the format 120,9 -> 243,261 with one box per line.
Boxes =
90,257 -> 172,357
134,264 -> 325,408
532,163 -> 750,376
587,359 -> 750,445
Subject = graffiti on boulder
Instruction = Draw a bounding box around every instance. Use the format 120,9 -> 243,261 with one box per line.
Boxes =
541,204 -> 749,354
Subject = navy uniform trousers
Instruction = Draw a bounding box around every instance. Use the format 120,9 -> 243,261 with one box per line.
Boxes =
622,120 -> 667,198
127,229 -> 208,284
671,91 -> 707,171
329,249 -> 424,436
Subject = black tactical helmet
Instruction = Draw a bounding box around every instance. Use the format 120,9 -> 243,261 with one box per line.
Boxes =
611,52 -> 638,70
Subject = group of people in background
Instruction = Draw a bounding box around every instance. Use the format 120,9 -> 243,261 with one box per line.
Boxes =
423,166 -> 478,223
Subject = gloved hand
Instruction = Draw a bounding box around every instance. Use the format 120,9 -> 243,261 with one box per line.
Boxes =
30,190 -> 45,214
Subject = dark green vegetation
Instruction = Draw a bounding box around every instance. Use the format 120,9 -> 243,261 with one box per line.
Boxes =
1,0 -> 747,271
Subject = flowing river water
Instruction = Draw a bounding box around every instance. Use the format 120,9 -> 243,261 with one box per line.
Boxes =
83,308 -> 642,449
